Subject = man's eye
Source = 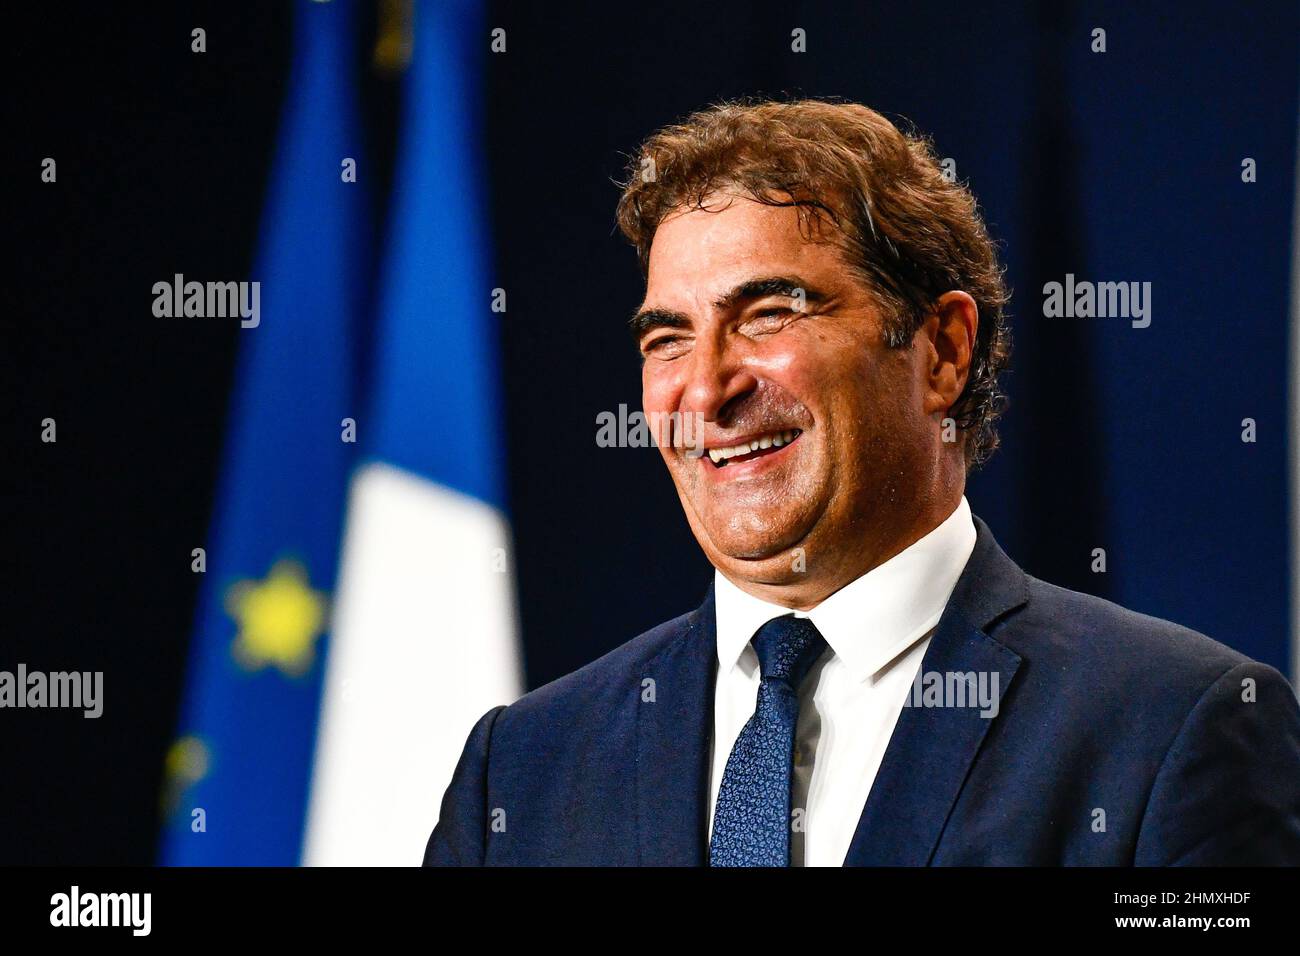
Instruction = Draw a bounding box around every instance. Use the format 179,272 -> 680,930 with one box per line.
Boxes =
747,308 -> 794,332
644,336 -> 684,355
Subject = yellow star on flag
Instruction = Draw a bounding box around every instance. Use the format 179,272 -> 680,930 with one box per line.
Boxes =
225,558 -> 327,678
160,734 -> 211,817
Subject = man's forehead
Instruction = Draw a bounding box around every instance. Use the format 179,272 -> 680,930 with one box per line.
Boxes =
644,198 -> 840,304
652,195 -> 820,254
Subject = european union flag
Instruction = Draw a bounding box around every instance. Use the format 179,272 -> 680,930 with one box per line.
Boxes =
160,0 -> 369,865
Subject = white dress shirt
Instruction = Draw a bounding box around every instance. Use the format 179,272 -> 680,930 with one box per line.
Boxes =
707,495 -> 978,866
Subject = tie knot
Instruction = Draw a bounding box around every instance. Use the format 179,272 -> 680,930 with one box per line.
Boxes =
751,615 -> 826,688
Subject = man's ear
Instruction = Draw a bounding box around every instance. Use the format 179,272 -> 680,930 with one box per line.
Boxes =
920,290 -> 978,418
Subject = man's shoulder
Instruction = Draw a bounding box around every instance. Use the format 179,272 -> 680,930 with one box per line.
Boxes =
493,602 -> 702,731
1004,572 -> 1267,701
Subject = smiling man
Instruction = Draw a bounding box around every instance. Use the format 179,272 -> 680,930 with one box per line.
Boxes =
425,99 -> 1300,866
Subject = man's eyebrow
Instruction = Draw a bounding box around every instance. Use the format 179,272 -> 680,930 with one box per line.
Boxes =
628,307 -> 691,341
713,275 -> 826,311
628,276 -> 827,341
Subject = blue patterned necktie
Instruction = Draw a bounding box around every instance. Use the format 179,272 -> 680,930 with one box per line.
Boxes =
710,614 -> 828,866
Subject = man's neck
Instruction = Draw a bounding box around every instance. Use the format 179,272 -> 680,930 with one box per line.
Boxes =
720,492 -> 966,612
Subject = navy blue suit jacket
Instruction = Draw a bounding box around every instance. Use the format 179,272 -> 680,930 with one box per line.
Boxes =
425,516 -> 1300,865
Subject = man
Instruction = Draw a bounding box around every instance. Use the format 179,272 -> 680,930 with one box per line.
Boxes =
425,99 -> 1300,866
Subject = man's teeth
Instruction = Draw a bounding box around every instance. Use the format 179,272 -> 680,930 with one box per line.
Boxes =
707,429 -> 800,465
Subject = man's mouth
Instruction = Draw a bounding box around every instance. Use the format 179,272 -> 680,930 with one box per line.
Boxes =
705,428 -> 802,468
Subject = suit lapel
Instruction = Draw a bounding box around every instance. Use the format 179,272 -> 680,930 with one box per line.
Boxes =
635,586 -> 717,865
841,515 -> 1029,866
632,516 -> 1030,866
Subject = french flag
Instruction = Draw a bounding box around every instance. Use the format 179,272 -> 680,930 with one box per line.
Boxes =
303,0 -> 522,865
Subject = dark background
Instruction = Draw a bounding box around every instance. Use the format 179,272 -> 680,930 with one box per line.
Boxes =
7,0 -> 1299,864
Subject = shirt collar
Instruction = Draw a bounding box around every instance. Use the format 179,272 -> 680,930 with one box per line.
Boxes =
713,495 -> 977,684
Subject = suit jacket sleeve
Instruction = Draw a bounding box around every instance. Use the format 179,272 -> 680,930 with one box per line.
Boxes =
422,705 -> 507,866
1134,661 -> 1300,865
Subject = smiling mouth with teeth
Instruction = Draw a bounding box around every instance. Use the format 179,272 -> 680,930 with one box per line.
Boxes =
706,429 -> 802,467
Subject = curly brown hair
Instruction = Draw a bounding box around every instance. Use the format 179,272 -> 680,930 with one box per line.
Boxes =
615,97 -> 1012,469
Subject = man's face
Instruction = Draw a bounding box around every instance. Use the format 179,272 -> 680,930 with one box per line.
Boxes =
636,192 -> 937,587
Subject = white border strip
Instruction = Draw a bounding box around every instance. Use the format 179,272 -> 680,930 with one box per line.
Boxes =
1290,94 -> 1300,692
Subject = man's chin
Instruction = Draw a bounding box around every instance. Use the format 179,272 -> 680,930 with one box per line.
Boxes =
702,522 -> 813,565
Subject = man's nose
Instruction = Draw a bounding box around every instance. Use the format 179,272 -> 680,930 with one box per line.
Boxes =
679,336 -> 756,421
